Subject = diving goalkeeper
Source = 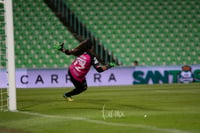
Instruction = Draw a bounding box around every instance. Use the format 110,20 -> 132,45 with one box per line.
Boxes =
54,40 -> 115,101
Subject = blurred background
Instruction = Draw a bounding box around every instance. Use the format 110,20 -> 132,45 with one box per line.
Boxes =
11,0 -> 199,68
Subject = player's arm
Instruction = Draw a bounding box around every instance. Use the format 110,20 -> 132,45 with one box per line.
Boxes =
92,57 -> 115,73
60,48 -> 74,55
53,42 -> 74,55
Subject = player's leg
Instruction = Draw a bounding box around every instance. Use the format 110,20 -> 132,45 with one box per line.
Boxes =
64,71 -> 87,101
64,79 -> 87,97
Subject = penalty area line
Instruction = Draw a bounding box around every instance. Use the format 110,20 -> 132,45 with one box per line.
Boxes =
18,111 -> 191,133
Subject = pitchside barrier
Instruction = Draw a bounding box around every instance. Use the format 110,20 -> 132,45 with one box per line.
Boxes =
0,65 -> 199,88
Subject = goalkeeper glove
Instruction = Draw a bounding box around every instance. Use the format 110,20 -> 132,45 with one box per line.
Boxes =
53,42 -> 64,51
106,62 -> 116,69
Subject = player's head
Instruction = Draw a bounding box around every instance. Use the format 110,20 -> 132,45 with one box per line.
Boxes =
78,39 -> 93,53
133,60 -> 138,66
73,39 -> 94,56
83,39 -> 93,51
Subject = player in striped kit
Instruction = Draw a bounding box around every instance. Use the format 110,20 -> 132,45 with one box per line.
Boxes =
54,40 -> 115,101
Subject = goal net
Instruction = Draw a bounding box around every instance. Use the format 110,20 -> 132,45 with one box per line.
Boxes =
0,0 -> 16,111
0,0 -> 7,111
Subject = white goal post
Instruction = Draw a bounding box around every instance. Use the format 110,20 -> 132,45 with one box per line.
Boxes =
1,0 -> 16,111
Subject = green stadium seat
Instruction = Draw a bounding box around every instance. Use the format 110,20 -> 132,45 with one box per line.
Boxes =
13,0 -> 200,67
13,0 -> 81,68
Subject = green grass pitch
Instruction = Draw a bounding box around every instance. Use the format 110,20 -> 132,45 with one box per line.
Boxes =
0,83 -> 200,133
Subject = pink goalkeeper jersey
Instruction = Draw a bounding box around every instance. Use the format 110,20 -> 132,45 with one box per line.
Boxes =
69,53 -> 92,82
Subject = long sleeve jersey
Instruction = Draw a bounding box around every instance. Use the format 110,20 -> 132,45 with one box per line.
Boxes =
69,52 -> 104,82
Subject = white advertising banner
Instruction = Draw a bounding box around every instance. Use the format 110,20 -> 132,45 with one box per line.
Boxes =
0,65 -> 200,88
133,65 -> 200,84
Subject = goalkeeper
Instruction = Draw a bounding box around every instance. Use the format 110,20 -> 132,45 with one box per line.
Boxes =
54,40 -> 115,101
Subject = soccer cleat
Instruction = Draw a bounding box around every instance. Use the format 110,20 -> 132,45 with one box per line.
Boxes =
63,93 -> 74,102
66,97 -> 74,102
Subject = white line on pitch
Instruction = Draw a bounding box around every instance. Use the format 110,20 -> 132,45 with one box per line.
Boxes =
18,111 -> 192,133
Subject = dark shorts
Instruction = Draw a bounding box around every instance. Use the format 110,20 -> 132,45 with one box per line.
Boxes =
68,70 -> 87,91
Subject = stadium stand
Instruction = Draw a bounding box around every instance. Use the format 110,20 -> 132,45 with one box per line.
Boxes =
13,0 -> 200,67
13,0 -> 79,68
65,0 -> 200,66
0,3 -> 6,67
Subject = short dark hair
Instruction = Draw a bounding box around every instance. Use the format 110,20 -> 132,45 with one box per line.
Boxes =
72,39 -> 93,56
84,40 -> 93,50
